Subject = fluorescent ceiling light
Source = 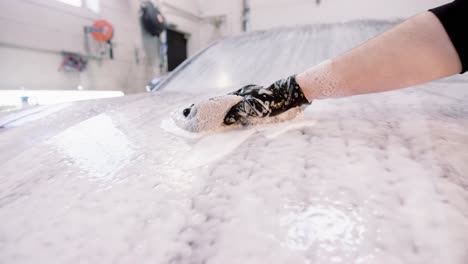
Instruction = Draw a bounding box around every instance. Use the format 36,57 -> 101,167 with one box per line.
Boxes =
0,90 -> 124,107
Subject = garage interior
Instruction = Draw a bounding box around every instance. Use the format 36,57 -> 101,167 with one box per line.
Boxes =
1,1 -> 468,264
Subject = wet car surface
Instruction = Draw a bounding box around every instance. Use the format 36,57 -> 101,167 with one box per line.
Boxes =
1,22 -> 468,264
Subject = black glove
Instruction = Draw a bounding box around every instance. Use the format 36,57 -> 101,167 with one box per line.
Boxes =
224,75 -> 311,125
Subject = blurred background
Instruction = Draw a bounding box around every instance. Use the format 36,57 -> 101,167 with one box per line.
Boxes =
0,0 -> 447,111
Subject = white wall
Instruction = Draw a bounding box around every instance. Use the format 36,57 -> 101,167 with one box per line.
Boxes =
0,0 -> 453,93
0,0 -> 157,93
248,0 -> 450,31
0,0 -> 228,92
198,0 -> 243,38
197,0 -> 451,34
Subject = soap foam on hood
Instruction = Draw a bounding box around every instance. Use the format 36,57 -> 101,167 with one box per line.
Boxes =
170,95 -> 307,134
171,95 -> 243,133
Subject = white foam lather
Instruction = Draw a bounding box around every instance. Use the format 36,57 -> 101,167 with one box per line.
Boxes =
171,95 -> 243,133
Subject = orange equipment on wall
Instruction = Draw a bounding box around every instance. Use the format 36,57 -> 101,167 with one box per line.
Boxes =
90,20 -> 114,43
84,19 -> 115,59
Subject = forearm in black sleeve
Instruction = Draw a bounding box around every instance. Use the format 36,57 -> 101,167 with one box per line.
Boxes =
430,0 -> 468,74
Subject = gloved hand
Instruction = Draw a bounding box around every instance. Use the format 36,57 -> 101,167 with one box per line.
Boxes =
223,75 -> 311,125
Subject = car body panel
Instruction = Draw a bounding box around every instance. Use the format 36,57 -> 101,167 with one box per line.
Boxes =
1,22 -> 468,264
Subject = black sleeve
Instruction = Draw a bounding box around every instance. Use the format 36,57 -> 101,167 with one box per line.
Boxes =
430,0 -> 468,74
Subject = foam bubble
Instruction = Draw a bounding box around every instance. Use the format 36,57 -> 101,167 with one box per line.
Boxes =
171,95 -> 308,133
243,106 -> 305,126
302,60 -> 347,99
171,95 -> 243,133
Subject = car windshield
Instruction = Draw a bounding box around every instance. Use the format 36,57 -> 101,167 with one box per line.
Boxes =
161,21 -> 395,94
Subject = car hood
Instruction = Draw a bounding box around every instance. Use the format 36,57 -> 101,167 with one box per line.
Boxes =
1,82 -> 468,263
0,18 -> 468,264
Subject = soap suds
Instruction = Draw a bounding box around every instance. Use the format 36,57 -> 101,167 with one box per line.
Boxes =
171,95 -> 307,133
171,95 -> 243,133
301,60 -> 348,99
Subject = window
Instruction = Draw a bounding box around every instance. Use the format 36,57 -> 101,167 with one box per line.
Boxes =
85,0 -> 100,13
55,0 -> 100,13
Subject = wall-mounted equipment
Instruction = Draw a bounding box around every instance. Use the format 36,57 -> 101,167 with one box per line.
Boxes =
60,52 -> 88,72
140,1 -> 166,37
84,19 -> 115,59
140,1 -> 168,74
